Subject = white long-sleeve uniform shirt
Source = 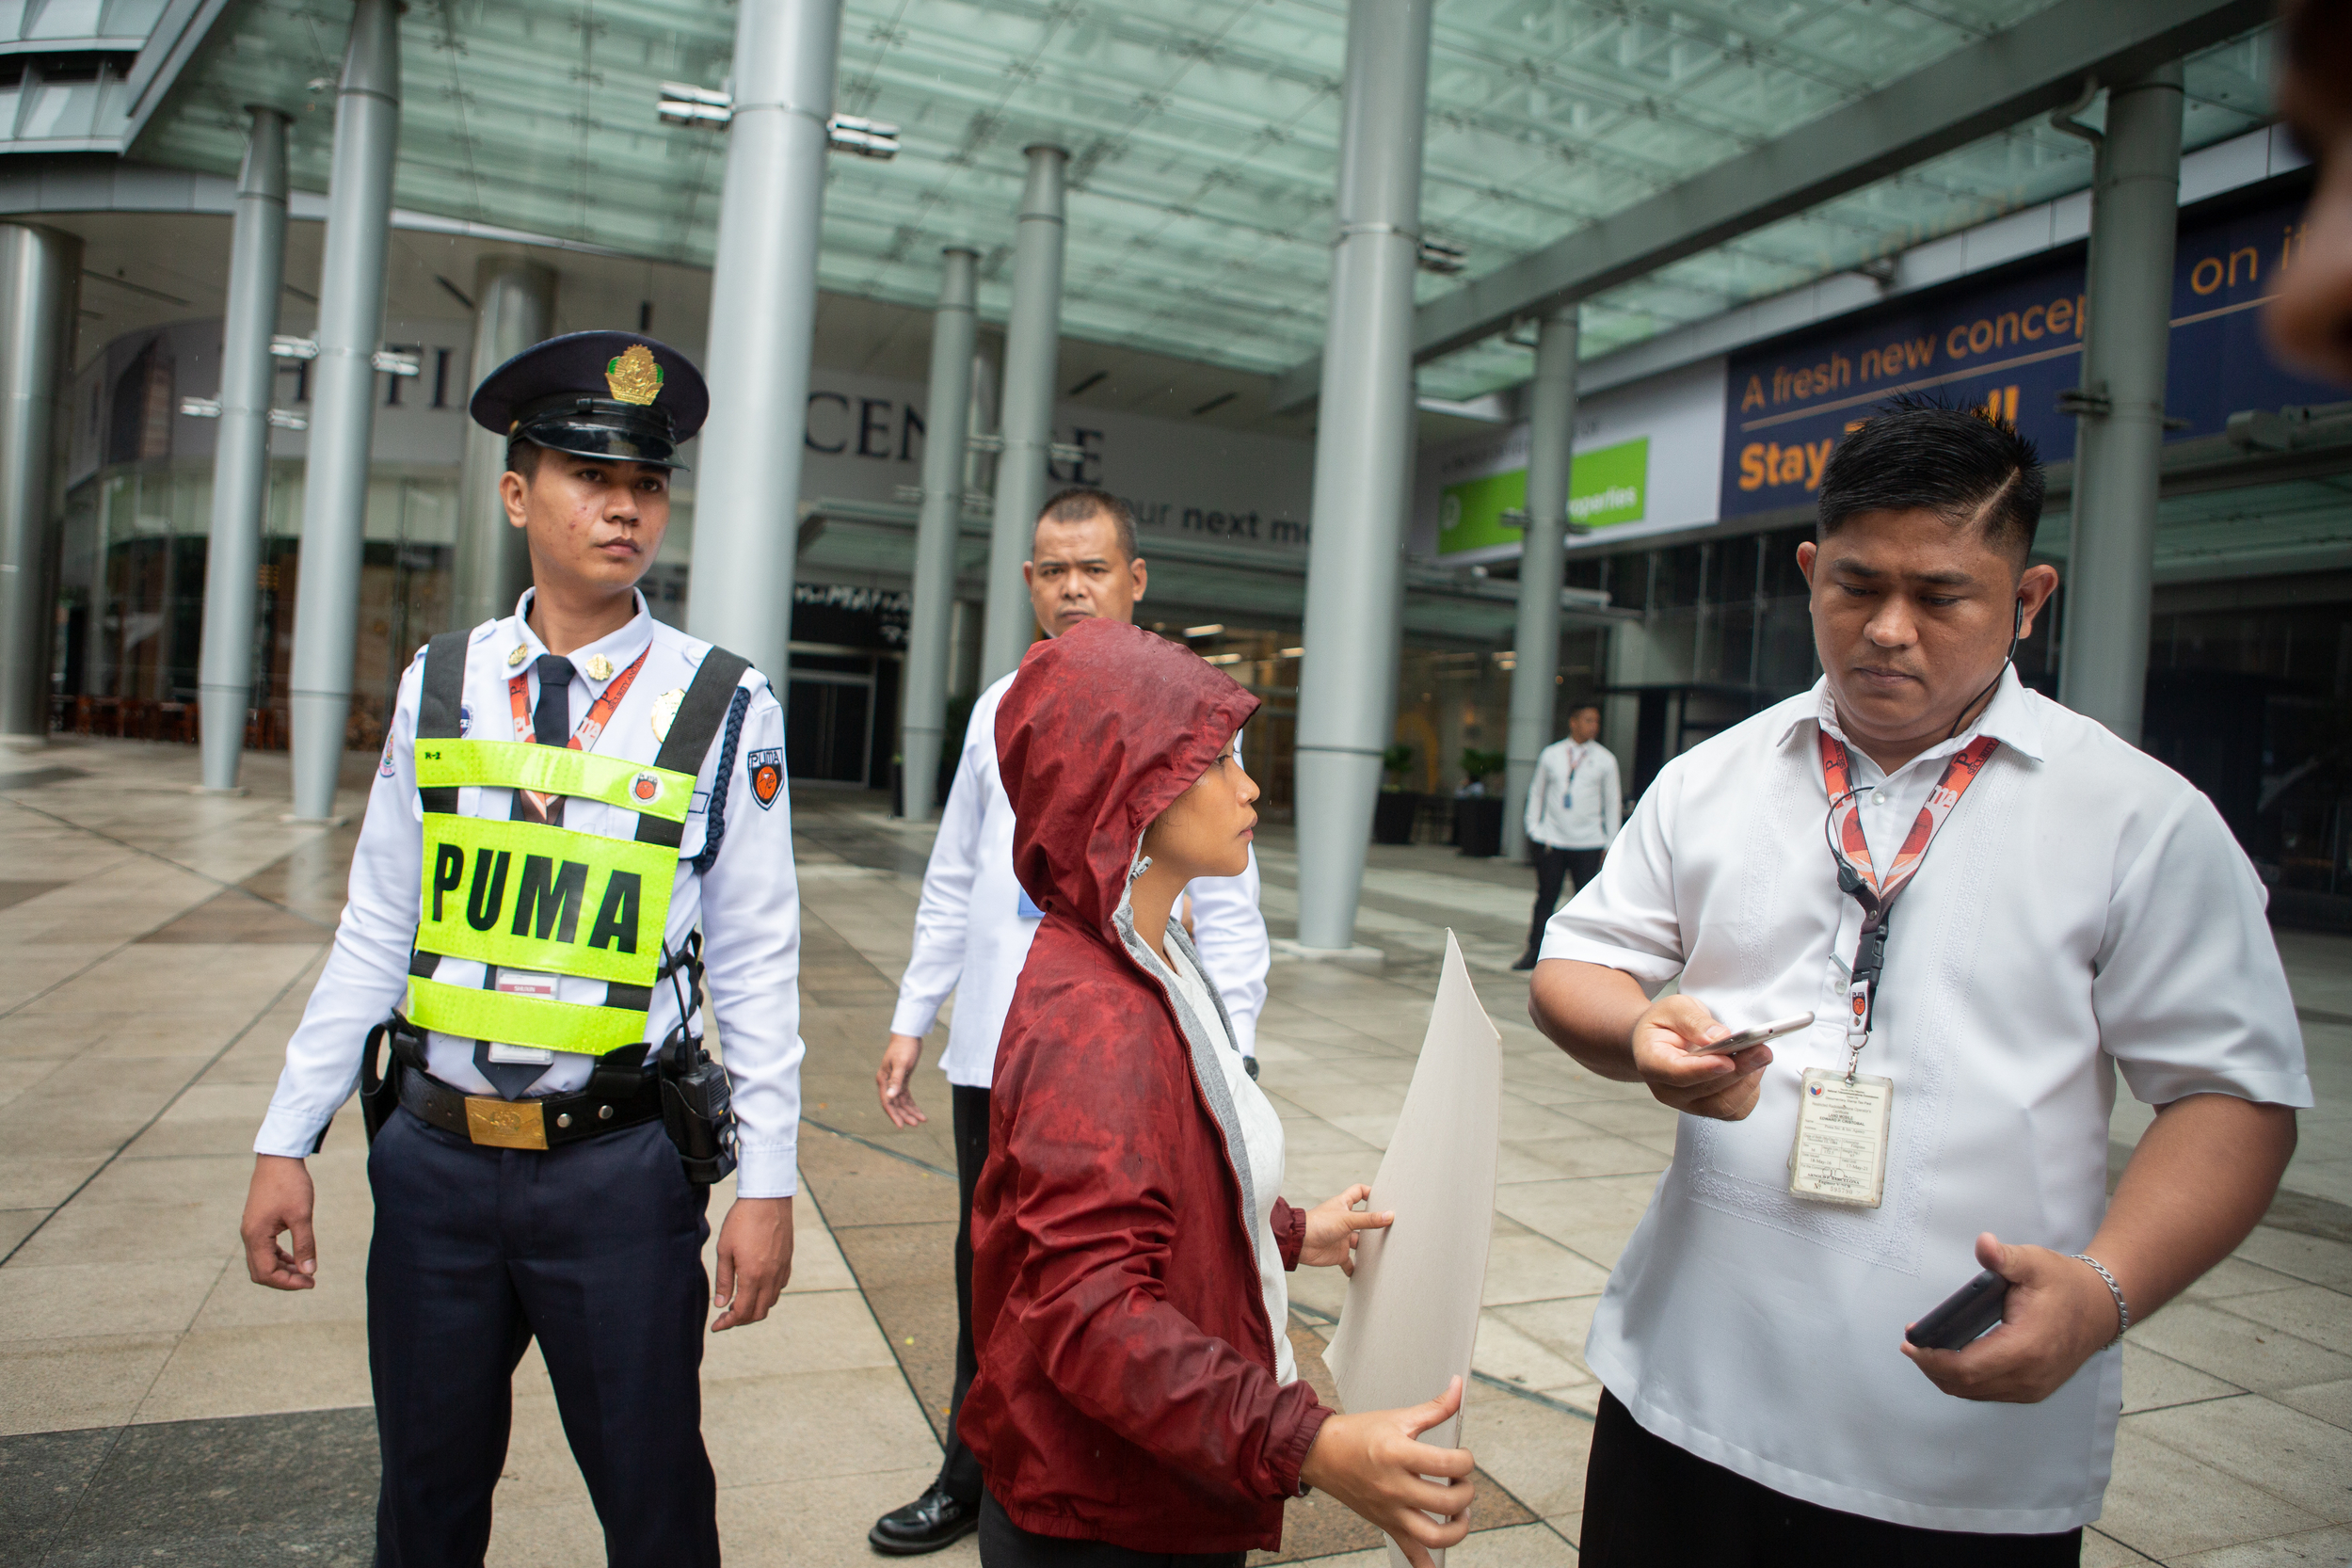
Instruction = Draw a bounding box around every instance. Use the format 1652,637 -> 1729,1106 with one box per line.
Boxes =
1541,669 -> 2309,1532
1524,736 -> 1622,850
256,594 -> 807,1198
889,670 -> 1272,1084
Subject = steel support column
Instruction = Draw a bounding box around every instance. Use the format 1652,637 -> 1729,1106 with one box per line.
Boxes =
686,0 -> 841,685
1501,306 -> 1578,860
448,255 -> 554,634
902,248 -> 978,821
0,223 -> 77,739
2058,63 -> 2183,745
285,0 -> 398,819
196,108 -> 288,789
979,144 -> 1066,687
1292,0 -> 1433,952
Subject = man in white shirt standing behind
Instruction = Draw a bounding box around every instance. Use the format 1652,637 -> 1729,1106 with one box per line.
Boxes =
1515,701 -> 1621,970
866,488 -> 1271,1555
1531,402 -> 2307,1559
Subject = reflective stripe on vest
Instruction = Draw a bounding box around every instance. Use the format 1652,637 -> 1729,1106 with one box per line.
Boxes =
415,813 -> 678,985
415,739 -> 695,824
404,973 -> 654,1057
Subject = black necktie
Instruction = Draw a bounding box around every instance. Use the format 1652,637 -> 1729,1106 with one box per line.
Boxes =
476,652 -> 578,1099
532,653 -> 576,746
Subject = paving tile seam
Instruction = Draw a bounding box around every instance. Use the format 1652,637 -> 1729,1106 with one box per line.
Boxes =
2193,1296 -> 2352,1357
802,1118 -> 957,1181
2120,1412 -> 2352,1542
2083,1524 -> 2162,1562
787,1176 -> 950,1472
0,949 -> 326,1270
0,797 -> 331,1026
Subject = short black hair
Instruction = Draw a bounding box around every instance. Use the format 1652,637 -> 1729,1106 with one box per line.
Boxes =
1567,701 -> 1601,718
1037,487 -> 1137,562
1816,395 -> 2045,563
505,438 -> 547,479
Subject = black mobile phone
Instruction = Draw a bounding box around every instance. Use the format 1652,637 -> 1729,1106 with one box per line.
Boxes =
1906,1269 -> 2009,1352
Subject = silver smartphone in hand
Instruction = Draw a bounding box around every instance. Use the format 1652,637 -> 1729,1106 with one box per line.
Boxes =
1686,1011 -> 1814,1056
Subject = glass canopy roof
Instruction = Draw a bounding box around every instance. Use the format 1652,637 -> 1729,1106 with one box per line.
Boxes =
133,0 -> 2278,402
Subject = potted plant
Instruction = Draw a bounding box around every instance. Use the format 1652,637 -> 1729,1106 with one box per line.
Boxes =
1372,744 -> 1418,844
1454,747 -> 1507,857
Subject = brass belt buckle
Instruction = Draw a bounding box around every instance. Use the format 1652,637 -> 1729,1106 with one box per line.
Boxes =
463,1096 -> 549,1150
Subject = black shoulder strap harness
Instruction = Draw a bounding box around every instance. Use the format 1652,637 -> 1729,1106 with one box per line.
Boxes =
395,634 -> 757,1100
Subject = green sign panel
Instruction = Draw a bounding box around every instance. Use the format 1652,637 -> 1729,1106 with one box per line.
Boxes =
1436,436 -> 1651,557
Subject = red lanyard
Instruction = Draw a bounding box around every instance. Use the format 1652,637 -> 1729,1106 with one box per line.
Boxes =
1820,728 -> 1997,1075
508,647 -> 649,816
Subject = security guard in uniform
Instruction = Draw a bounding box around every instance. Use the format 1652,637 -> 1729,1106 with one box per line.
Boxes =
239,331 -> 805,1568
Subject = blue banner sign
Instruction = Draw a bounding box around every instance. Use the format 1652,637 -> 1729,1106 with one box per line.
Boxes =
1719,189 -> 2336,520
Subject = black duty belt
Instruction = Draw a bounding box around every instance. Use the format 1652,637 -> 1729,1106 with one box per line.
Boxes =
396,1056 -> 663,1151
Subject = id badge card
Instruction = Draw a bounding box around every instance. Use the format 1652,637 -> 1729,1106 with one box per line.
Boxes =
1787,1066 -> 1892,1208
487,969 -> 559,1065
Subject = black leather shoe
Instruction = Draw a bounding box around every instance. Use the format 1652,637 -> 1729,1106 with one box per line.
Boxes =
1512,950 -> 1540,971
869,1482 -> 979,1556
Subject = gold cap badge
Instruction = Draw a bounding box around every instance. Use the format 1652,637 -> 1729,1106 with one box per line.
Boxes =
506,645 -> 528,668
605,344 -> 664,407
584,653 -> 614,681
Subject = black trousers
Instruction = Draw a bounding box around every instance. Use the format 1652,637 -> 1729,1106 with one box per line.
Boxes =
979,1494 -> 1243,1568
934,1082 -> 994,1506
1526,845 -> 1606,954
367,1108 -> 718,1568
1580,1389 -> 2082,1567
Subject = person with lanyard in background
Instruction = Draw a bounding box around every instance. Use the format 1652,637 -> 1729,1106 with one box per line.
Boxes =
1529,399 -> 2308,1560
868,487 -> 1272,1557
1514,701 -> 1621,971
237,332 -> 805,1568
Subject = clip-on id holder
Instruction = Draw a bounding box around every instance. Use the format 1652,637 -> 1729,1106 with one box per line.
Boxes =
1788,1065 -> 1892,1208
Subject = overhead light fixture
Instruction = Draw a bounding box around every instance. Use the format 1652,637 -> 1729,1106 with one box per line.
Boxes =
1280,647 -> 1304,658
658,83 -> 900,159
179,397 -> 307,431
1416,236 -> 1467,275
1184,623 -> 1224,637
658,81 -> 734,126
827,112 -> 901,159
269,335 -> 318,360
1205,653 -> 1244,665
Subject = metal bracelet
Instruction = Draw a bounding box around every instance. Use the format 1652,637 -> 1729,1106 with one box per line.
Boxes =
2072,1253 -> 2131,1342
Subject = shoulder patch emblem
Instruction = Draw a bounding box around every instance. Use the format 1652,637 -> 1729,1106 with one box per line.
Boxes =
651,688 -> 684,743
378,733 -> 397,778
746,747 -> 783,809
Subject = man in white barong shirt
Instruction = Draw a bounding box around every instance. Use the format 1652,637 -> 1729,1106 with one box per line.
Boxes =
1531,404 -> 2308,1559
866,488 -> 1271,1555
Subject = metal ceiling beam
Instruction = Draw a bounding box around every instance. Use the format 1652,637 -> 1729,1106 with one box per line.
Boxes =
1271,0 -> 2272,412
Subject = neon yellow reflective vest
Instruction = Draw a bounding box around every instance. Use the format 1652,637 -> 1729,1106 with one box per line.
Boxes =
401,631 -> 750,1058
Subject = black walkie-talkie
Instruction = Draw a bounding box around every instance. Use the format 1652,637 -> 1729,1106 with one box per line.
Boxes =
654,936 -> 738,1185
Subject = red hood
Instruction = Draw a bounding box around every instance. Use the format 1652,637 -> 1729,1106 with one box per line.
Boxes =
997,617 -> 1260,937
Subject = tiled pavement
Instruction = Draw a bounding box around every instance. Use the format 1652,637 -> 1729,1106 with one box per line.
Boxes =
1,737 -> 2347,1566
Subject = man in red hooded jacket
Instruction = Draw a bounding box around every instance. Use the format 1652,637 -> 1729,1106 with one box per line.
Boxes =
965,619 -> 1476,1567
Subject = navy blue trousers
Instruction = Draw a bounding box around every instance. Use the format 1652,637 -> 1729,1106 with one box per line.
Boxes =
367,1107 -> 718,1568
